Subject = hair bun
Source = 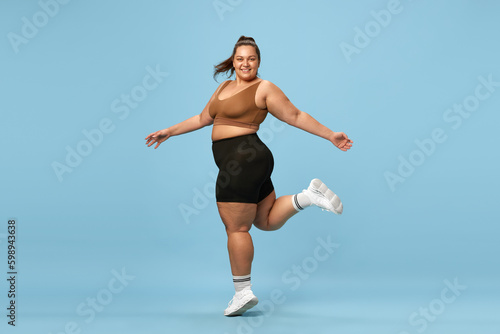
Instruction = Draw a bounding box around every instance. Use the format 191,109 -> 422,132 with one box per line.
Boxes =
237,36 -> 256,44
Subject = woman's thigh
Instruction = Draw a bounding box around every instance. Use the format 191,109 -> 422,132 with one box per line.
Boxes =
217,202 -> 258,233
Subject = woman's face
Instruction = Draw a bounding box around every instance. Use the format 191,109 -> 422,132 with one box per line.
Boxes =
233,45 -> 260,81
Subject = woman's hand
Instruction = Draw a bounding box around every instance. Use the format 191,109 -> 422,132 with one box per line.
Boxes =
145,129 -> 171,149
330,132 -> 353,151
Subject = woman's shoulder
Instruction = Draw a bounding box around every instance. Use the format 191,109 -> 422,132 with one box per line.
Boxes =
219,79 -> 233,87
257,79 -> 282,93
214,80 -> 233,93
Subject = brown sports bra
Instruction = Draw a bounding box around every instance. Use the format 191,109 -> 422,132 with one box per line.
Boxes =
209,80 -> 268,130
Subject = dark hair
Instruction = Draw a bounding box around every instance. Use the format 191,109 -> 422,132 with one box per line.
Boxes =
213,36 -> 261,81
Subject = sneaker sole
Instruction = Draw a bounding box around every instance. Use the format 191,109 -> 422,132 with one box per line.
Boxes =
310,178 -> 343,214
224,296 -> 259,317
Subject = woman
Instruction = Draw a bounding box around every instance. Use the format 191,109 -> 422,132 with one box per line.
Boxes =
145,36 -> 353,316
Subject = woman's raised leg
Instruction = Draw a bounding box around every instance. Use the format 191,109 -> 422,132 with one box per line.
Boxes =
252,190 -> 299,231
253,178 -> 344,231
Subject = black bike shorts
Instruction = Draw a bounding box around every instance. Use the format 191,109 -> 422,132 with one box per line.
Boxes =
212,133 -> 274,203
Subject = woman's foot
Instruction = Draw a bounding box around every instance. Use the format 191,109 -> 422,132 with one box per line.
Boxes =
303,178 -> 343,214
224,288 -> 259,316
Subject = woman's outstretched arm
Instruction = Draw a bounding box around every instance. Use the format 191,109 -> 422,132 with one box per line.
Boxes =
145,82 -> 226,149
145,112 -> 213,149
261,81 -> 353,151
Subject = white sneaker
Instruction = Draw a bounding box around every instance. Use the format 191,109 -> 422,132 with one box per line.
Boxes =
223,289 -> 259,316
304,178 -> 343,214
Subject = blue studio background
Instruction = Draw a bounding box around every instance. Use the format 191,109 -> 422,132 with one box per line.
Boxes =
1,0 -> 499,333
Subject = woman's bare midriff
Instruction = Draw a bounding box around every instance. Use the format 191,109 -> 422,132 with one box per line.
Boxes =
212,125 -> 257,141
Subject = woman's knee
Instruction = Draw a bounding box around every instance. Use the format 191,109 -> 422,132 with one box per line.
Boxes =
225,224 -> 252,234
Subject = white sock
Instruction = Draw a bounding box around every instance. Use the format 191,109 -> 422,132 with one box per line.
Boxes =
292,192 -> 312,211
233,274 -> 251,293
